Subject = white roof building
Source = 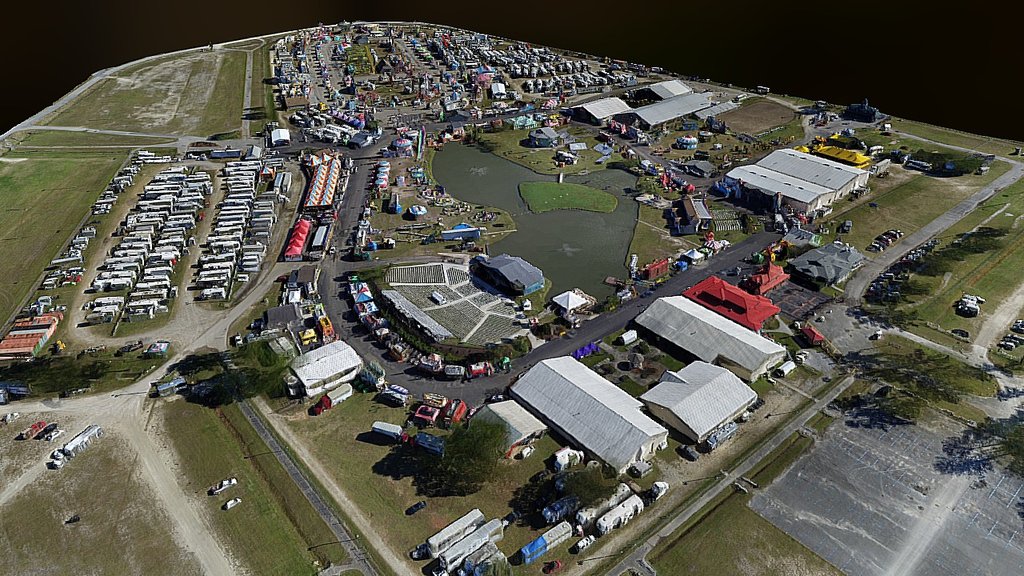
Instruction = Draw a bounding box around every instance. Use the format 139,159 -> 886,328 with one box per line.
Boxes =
616,93 -> 713,129
511,357 -> 668,472
726,164 -> 835,212
645,79 -> 693,100
473,400 -> 547,457
640,362 -> 757,443
271,128 -> 291,146
289,340 -> 363,397
725,149 -> 869,213
576,97 -> 632,122
635,296 -> 786,381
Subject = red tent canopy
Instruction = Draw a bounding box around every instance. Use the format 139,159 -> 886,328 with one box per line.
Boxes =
284,219 -> 312,259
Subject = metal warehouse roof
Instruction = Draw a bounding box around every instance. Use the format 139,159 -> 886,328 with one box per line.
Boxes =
474,400 -> 546,448
290,340 -> 362,389
626,93 -> 712,127
646,79 -> 693,100
757,149 -> 866,191
636,296 -> 786,373
380,290 -> 454,342
789,242 -> 865,285
640,362 -> 757,440
511,357 -> 667,471
578,97 -> 632,120
695,100 -> 739,120
726,164 -> 832,204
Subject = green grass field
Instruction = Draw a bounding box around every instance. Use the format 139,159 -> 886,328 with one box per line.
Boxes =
0,347 -> 167,396
824,161 -> 1011,254
473,125 -> 609,176
0,149 -> 126,324
891,118 -> 1023,156
895,180 -> 1024,338
163,400 -> 343,574
0,437 -> 203,575
282,392 -> 568,570
13,130 -> 175,147
518,181 -> 618,213
44,50 -> 246,137
650,429 -> 840,576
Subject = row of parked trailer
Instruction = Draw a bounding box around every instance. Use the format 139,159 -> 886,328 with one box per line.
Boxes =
195,160 -> 286,300
88,165 -> 211,323
90,155 -> 146,217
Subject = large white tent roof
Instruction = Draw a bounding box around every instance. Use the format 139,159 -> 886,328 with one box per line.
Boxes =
511,357 -> 666,471
635,296 -> 785,375
640,362 -> 757,440
290,340 -> 362,390
553,290 -> 588,312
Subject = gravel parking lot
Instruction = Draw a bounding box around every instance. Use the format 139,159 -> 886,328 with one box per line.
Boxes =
750,415 -> 1024,576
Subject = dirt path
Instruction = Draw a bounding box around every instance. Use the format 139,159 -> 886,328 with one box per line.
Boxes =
255,398 -> 412,576
884,474 -> 970,576
124,414 -> 239,575
0,460 -> 48,508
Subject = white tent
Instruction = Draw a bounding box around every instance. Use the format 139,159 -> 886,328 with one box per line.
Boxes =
553,290 -> 588,313
682,249 -> 705,263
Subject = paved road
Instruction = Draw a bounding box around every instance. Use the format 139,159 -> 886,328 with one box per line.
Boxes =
235,398 -> 377,576
606,375 -> 855,576
319,231 -> 780,405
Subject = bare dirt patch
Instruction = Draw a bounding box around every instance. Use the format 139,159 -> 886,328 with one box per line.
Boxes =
0,433 -> 203,576
720,99 -> 798,135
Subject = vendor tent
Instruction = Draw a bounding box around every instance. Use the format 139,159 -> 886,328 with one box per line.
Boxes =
553,291 -> 588,313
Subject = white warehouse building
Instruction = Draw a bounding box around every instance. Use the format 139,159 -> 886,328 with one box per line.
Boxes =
288,340 -> 363,397
511,357 -> 668,473
725,149 -> 869,213
640,362 -> 758,443
635,296 -> 787,382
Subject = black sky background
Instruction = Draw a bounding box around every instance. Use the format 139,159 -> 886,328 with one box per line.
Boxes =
2,0 -> 1021,141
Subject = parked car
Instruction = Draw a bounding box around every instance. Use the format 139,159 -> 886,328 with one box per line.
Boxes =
951,329 -> 970,339
406,500 -> 427,516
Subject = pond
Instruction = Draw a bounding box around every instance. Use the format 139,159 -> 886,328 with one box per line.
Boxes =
431,143 -> 639,297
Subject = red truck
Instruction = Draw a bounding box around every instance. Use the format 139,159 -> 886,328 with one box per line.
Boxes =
442,399 -> 469,428
18,420 -> 47,441
467,362 -> 494,379
311,385 -> 353,416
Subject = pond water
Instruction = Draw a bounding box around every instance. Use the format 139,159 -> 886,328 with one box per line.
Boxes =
431,143 -> 638,297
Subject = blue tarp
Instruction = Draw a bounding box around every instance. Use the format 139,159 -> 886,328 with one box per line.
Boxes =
519,536 -> 547,565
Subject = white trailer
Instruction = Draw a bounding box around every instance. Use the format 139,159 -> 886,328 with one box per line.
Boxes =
595,495 -> 644,536
427,509 -> 486,558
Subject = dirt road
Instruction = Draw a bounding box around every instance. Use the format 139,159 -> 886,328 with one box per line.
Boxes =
256,399 -> 412,576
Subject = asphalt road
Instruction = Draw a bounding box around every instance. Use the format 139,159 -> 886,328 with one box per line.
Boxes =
318,230 -> 779,405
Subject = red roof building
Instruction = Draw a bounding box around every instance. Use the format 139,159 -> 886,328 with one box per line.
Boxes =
743,263 -> 790,295
683,276 -> 780,332
0,312 -> 63,359
801,325 -> 825,346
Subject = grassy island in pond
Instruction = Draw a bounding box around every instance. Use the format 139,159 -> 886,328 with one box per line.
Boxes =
519,181 -> 618,213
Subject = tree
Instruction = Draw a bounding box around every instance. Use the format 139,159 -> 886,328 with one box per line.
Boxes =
876,394 -> 925,422
429,420 -> 507,496
563,466 -> 618,507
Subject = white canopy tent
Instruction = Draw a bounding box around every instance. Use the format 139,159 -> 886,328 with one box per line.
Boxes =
553,290 -> 588,313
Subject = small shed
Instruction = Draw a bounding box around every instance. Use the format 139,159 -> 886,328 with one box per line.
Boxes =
801,325 -> 825,346
473,401 -> 547,458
